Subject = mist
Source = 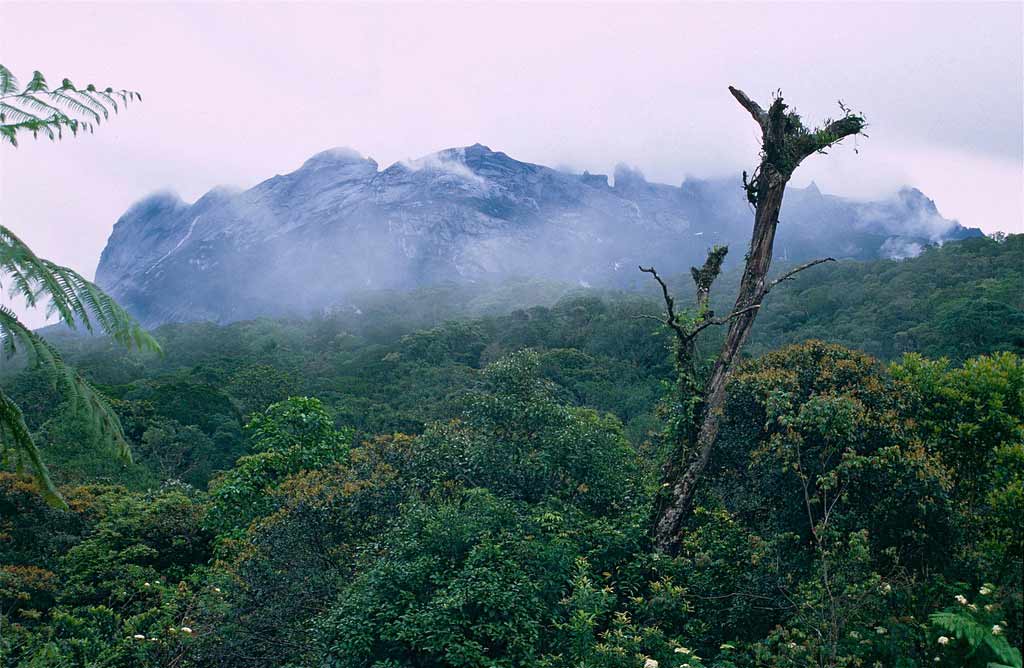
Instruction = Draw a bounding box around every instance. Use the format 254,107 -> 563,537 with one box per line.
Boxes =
82,141 -> 985,329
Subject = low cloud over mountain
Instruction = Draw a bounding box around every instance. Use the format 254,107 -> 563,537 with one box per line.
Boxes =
96,144 -> 981,326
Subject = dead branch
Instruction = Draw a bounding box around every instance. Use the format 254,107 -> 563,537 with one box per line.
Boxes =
807,116 -> 867,156
765,257 -> 835,294
728,85 -> 767,131
691,245 -> 729,311
651,85 -> 863,554
634,314 -> 670,325
639,265 -> 687,343
686,304 -> 762,340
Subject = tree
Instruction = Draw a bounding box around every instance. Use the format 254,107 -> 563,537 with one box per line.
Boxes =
1,66 -> 156,506
646,86 -> 866,552
205,397 -> 351,535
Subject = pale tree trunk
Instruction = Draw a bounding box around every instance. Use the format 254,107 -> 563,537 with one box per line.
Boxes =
650,86 -> 865,552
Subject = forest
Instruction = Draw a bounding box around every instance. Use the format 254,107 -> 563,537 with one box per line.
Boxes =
1,234 -> 1022,667
1,60 -> 1022,668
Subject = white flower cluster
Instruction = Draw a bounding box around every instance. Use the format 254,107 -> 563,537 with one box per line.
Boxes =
131,626 -> 192,641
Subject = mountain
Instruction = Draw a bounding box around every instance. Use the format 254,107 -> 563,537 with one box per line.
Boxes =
96,144 -> 982,326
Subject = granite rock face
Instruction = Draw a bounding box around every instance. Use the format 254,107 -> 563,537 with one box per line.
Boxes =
96,144 -> 981,326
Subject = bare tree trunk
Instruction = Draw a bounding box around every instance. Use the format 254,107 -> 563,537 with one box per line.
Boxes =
650,86 -> 865,552
653,169 -> 786,549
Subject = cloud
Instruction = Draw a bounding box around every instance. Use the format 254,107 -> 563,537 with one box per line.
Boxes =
879,238 -> 924,261
399,148 -> 489,189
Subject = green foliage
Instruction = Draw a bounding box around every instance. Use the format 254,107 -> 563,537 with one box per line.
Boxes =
0,224 -> 158,504
742,92 -> 865,205
410,350 -> 643,515
317,490 -> 580,667
31,401 -> 158,489
205,396 -> 352,535
892,351 -> 1024,624
225,363 -> 295,417
197,435 -> 414,667
929,585 -> 1021,668
0,239 -> 1021,666
2,71 -> 154,505
0,481 -> 206,667
748,234 -> 1024,360
136,418 -> 217,487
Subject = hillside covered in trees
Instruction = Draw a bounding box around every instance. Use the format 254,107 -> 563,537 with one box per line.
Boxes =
1,234 -> 1021,667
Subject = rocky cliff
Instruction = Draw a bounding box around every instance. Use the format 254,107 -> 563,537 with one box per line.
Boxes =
96,144 -> 981,326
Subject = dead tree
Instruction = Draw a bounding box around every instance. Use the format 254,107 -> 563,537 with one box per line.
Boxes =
645,86 -> 866,553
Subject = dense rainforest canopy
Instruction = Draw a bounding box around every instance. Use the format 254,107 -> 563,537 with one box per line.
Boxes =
1,234 -> 1022,667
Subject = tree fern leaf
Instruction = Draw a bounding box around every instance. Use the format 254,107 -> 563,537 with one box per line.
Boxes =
0,306 -> 133,464
81,90 -> 114,117
0,102 -> 44,124
0,388 -> 63,507
0,126 -> 16,146
22,70 -> 47,93
63,88 -> 109,120
91,89 -> 119,112
6,93 -> 64,121
44,90 -> 101,124
0,64 -> 18,95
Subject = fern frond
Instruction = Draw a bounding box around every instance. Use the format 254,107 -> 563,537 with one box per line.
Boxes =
0,225 -> 161,354
0,102 -> 44,125
0,65 -> 17,95
0,305 -> 133,464
0,66 -> 153,501
930,612 -> 1023,668
0,227 -> 160,492
0,387 -> 62,507
87,87 -> 119,113
58,87 -> 109,120
43,90 -> 102,124
1,66 -> 138,146
22,71 -> 47,93
10,93 -> 64,118
8,119 -> 57,141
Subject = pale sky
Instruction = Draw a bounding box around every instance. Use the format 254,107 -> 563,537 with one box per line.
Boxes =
1,1 -> 1022,328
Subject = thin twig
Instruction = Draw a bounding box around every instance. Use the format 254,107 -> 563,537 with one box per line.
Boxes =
686,303 -> 762,339
765,257 -> 835,294
639,265 -> 687,343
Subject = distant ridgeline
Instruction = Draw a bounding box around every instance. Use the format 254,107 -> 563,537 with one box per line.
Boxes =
11,235 -> 1022,490
43,233 -> 1022,392
95,144 -> 982,327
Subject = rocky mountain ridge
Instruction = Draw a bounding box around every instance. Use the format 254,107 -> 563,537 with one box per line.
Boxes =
96,144 -> 982,326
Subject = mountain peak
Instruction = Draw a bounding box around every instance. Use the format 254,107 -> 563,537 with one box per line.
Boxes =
895,187 -> 939,214
299,147 -> 374,171
612,163 -> 646,190
122,190 -> 186,218
96,145 -> 972,327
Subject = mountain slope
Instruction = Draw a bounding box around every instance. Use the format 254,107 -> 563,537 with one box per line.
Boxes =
96,144 -> 982,326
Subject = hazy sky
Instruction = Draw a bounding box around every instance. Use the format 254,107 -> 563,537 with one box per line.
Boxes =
1,1 -> 1022,313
